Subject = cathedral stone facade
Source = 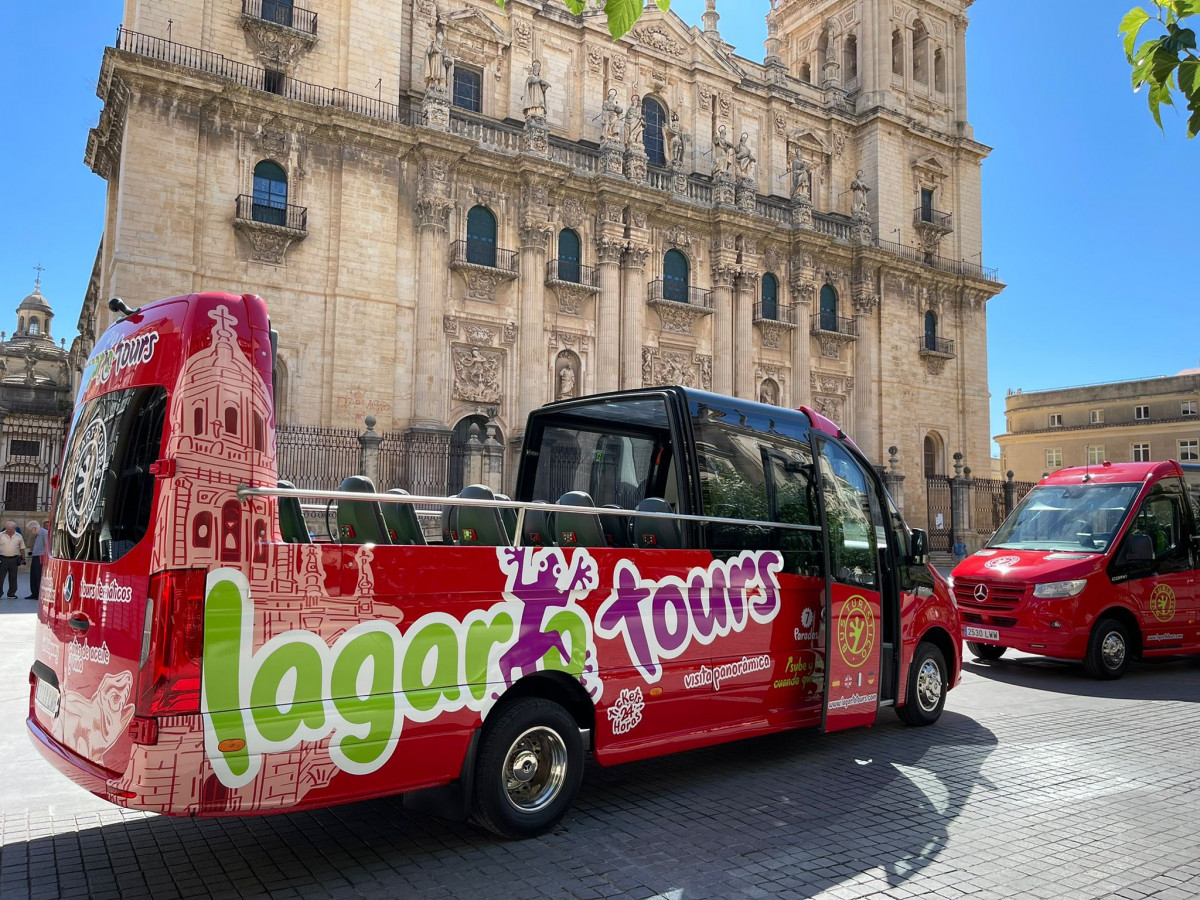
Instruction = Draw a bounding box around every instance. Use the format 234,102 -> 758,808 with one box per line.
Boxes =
81,0 -> 1002,527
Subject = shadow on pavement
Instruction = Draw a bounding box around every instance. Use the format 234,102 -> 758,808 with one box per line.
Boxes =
963,652 -> 1200,702
0,711 -> 997,899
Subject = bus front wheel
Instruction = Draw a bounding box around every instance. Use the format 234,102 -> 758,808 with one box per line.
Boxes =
1084,618 -> 1131,680
470,697 -> 583,839
966,641 -> 1006,661
896,642 -> 947,727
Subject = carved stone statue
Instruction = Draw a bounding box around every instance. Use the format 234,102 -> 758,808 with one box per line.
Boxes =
734,132 -> 756,178
601,88 -> 623,144
851,169 -> 871,216
524,60 -> 550,119
712,124 -> 735,175
557,359 -> 576,398
665,110 -> 689,166
759,380 -> 777,405
625,94 -> 645,149
790,150 -> 811,201
425,25 -> 452,91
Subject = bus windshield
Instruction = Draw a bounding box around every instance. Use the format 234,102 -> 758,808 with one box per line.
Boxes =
988,482 -> 1140,553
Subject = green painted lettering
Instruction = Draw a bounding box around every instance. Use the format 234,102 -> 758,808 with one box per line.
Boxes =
542,610 -> 587,678
329,630 -> 398,767
250,642 -> 326,743
464,614 -> 513,701
203,579 -> 249,777
401,621 -> 460,712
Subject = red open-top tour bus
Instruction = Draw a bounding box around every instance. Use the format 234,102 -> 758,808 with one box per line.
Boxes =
29,291 -> 961,838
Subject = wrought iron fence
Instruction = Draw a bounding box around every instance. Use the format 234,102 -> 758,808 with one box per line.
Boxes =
545,259 -> 599,287
235,194 -> 307,231
919,334 -> 955,356
971,477 -> 1009,537
926,475 -> 952,552
754,300 -> 796,324
449,240 -> 518,273
242,0 -> 318,34
275,424 -> 360,491
913,206 -> 952,229
811,312 -> 858,337
648,279 -> 714,307
0,421 -> 66,514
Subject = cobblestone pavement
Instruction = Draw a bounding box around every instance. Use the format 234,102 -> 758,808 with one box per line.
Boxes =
3,576 -> 1198,900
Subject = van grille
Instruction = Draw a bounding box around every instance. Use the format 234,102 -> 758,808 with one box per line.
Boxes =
955,578 -> 1028,612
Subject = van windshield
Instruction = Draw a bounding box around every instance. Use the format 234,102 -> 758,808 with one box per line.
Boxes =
52,386 -> 168,563
989,482 -> 1140,553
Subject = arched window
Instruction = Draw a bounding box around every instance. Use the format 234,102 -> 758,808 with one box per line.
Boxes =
557,228 -> 581,283
934,49 -> 946,92
843,35 -> 858,80
28,318 -> 39,335
193,406 -> 205,436
663,250 -> 689,303
252,160 -> 288,226
761,273 -> 779,321
819,284 -> 838,331
912,21 -> 929,84
193,511 -> 213,549
892,30 -> 903,76
642,97 -> 667,166
221,499 -> 243,562
924,311 -> 939,351
466,205 -> 497,267
224,406 -> 239,436
923,433 -> 944,477
800,62 -> 812,83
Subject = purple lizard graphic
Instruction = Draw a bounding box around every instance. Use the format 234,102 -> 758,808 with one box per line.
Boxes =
496,547 -> 597,690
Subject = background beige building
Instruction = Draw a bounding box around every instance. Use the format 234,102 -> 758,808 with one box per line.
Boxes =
78,0 -> 1002,530
998,371 -> 1200,483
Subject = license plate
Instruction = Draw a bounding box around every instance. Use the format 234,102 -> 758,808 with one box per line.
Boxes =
35,678 -> 60,717
964,626 -> 1000,642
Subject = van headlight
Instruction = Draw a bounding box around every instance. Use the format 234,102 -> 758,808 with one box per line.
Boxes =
1032,579 -> 1087,599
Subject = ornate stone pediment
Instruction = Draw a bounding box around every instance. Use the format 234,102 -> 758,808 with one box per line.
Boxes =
630,23 -> 685,57
443,7 -> 510,69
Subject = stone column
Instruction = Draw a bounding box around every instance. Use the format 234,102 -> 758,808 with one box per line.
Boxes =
790,285 -> 812,407
883,445 -> 906,516
595,237 -> 623,393
358,415 -> 382,485
734,273 -> 757,399
710,265 -> 735,395
484,421 -> 505,494
953,15 -> 970,131
620,245 -> 650,389
412,196 -> 453,428
851,295 -> 880,462
517,221 -> 551,426
1003,470 -> 1018,517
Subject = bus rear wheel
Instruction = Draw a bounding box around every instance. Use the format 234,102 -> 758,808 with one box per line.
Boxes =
1084,618 -> 1131,680
966,641 -> 1006,661
896,642 -> 947,727
470,697 -> 583,839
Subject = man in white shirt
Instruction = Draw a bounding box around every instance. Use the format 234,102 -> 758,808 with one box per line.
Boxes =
0,521 -> 26,599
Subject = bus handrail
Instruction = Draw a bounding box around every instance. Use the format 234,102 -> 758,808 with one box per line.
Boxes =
237,483 -> 823,534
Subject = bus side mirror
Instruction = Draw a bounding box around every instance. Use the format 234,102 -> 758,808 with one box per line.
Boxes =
909,528 -> 929,566
1120,533 -> 1154,565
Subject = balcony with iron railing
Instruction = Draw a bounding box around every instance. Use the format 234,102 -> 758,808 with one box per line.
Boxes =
872,237 -> 998,281
235,194 -> 307,231
753,301 -> 798,326
913,205 -> 953,231
545,259 -> 600,289
918,334 -> 956,358
648,279 -> 714,309
242,0 -> 318,34
449,240 -> 519,274
810,312 -> 858,338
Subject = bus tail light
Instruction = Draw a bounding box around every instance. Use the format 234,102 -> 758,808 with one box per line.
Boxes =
138,568 -> 207,717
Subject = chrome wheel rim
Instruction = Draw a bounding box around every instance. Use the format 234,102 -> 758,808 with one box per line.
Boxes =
503,726 -> 568,814
1101,630 -> 1126,670
915,658 -> 943,712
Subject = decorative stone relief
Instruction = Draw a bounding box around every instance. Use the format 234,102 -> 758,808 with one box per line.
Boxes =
240,16 -> 317,69
551,285 -> 593,316
643,348 -> 711,390
665,224 -> 691,249
632,24 -> 684,56
233,219 -> 307,265
461,269 -> 509,301
774,112 -> 788,135
415,196 -> 453,230
443,316 -> 459,336
756,320 -> 792,350
561,197 -> 585,229
611,56 -> 627,81
513,20 -> 531,48
464,324 -> 496,345
549,331 -> 590,351
698,88 -> 712,111
452,346 -> 503,404
587,45 -> 603,74
811,372 -> 854,395
816,332 -> 848,360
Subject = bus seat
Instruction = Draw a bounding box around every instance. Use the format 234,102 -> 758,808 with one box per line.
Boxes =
441,497 -> 456,544
555,491 -> 607,548
277,480 -> 311,544
601,503 -> 631,547
633,497 -> 681,549
495,493 -> 518,544
383,488 -> 426,546
452,484 -> 510,546
336,475 -> 390,545
522,506 -> 552,546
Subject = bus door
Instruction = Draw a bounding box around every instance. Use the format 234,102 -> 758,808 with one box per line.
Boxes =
815,438 -> 883,732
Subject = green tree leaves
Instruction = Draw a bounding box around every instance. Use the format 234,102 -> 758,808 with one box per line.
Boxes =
1121,2 -> 1200,137
495,0 -> 671,39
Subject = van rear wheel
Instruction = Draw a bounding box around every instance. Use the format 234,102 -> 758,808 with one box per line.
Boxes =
1084,618 -> 1131,680
966,641 -> 1006,661
896,642 -> 947,727
470,697 -> 583,839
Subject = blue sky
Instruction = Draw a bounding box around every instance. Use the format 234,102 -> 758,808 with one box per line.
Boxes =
1,1 -> 1196,457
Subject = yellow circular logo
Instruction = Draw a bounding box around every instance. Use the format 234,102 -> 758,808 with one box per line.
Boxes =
1150,584 -> 1176,622
837,594 -> 876,668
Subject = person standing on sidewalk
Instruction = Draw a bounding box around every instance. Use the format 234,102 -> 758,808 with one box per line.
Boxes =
0,521 -> 26,599
26,520 -> 45,600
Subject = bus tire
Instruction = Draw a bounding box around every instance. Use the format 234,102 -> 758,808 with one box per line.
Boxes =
1083,617 -> 1130,680
469,697 -> 583,839
896,642 -> 947,727
966,641 -> 1006,661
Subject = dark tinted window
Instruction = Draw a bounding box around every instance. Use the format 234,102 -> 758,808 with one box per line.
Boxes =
53,387 -> 168,562
453,67 -> 482,112
642,97 -> 666,166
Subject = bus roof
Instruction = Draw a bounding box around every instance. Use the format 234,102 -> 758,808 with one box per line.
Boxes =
1040,460 -> 1184,487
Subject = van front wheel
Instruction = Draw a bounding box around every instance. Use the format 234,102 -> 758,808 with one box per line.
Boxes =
1084,618 -> 1131,680
470,697 -> 583,839
896,642 -> 947,727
